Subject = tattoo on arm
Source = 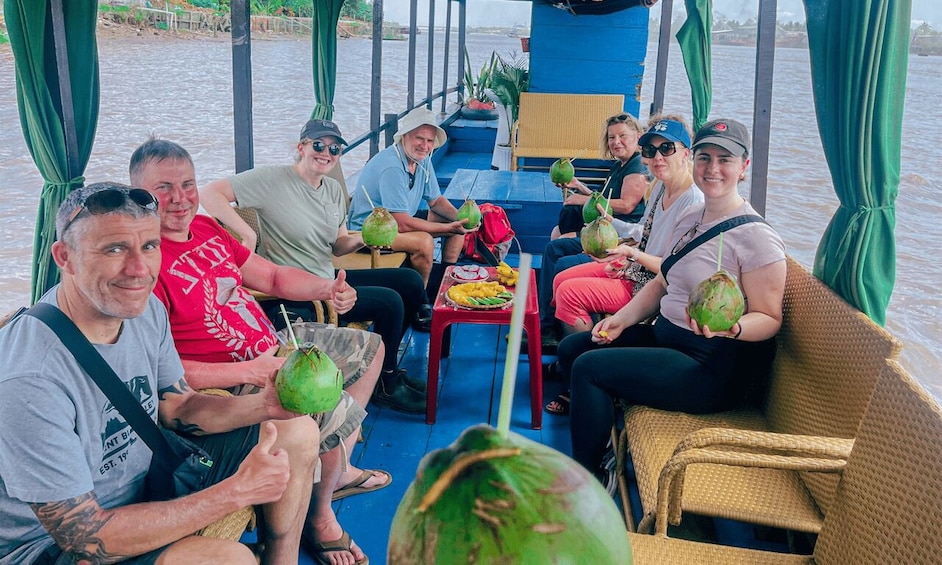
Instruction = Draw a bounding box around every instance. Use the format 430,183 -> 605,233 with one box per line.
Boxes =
31,493 -> 129,564
157,378 -> 191,400
170,418 -> 205,435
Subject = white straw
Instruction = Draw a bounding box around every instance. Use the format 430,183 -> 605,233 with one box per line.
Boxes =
496,253 -> 532,438
279,304 -> 300,349
360,185 -> 376,209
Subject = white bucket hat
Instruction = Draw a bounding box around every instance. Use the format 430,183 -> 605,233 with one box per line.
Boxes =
394,107 -> 447,149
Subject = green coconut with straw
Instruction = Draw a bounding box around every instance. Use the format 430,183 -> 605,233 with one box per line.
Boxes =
549,158 -> 575,184
687,232 -> 746,332
582,191 -> 612,223
387,255 -> 633,564
359,186 -> 399,248
273,306 -> 343,414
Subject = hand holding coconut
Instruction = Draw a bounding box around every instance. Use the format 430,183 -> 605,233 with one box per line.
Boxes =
685,233 -> 745,338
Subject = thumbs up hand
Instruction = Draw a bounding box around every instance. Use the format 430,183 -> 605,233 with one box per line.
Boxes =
233,421 -> 291,506
330,269 -> 357,314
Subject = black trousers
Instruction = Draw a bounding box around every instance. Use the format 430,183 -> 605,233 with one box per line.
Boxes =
263,268 -> 425,373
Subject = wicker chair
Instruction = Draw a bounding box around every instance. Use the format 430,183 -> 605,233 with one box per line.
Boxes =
509,92 -> 624,176
618,256 -> 902,534
629,360 -> 942,565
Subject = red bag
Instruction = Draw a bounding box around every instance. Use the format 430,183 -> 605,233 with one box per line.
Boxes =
461,203 -> 515,265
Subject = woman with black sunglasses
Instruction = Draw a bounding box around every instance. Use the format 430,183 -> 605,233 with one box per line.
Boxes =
543,116 -> 703,416
557,119 -> 787,490
199,119 -> 428,414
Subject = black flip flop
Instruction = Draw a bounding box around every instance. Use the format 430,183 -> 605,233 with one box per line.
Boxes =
544,391 -> 571,415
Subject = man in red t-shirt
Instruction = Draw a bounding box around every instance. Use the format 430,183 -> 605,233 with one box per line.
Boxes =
132,138 -> 384,563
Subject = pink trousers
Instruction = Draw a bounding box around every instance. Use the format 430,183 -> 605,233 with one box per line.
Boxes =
552,261 -> 634,327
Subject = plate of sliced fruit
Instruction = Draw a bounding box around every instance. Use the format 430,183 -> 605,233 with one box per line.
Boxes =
445,281 -> 514,310
450,265 -> 490,282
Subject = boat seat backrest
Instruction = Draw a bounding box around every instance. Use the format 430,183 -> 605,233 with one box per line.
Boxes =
814,360 -> 942,564
764,256 -> 902,514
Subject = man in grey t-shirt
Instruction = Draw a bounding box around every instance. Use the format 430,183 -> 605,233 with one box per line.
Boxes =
0,183 -> 319,565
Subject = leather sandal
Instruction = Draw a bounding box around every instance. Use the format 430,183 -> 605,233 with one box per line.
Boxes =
332,469 -> 392,501
303,530 -> 369,565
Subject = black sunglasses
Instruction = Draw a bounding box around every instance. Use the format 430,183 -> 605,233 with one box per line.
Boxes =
641,142 -> 678,159
310,140 -> 342,156
63,188 -> 158,235
607,113 -> 630,125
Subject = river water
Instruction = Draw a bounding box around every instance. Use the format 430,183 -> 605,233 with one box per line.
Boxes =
0,30 -> 939,398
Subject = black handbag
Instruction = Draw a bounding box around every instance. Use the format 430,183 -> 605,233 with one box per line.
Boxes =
25,303 -> 214,501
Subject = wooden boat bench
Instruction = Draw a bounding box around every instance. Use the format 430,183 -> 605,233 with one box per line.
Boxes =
617,256 -> 903,535
509,92 -> 625,181
628,359 -> 942,565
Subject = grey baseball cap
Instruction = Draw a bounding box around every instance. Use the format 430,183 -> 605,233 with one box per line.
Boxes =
692,119 -> 751,157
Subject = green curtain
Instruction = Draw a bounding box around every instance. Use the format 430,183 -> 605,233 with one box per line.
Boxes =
6,0 -> 99,303
310,0 -> 344,120
804,0 -> 910,326
676,0 -> 712,131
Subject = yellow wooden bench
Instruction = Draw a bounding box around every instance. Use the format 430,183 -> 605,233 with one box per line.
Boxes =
618,256 -> 902,535
509,92 -> 625,177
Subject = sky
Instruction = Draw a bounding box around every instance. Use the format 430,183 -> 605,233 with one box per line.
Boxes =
381,0 -> 941,28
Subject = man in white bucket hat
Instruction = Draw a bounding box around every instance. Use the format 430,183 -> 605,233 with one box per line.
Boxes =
349,106 -> 477,308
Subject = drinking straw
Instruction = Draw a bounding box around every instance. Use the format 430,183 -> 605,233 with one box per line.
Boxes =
279,304 -> 300,349
261,316 -> 289,347
496,253 -> 532,438
360,185 -> 376,209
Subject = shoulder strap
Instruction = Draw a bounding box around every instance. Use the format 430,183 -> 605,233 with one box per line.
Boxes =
660,214 -> 767,277
25,303 -> 178,462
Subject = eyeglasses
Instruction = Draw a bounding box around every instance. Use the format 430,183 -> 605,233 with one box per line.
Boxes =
641,142 -> 678,159
310,140 -> 342,156
670,219 -> 702,255
62,188 -> 158,235
607,113 -> 630,125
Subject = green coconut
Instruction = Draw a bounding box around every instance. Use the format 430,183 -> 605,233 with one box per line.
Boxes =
388,424 -> 633,564
549,158 -> 575,185
456,199 -> 482,229
580,217 -> 619,259
361,206 -> 399,248
687,271 -> 746,332
274,345 -> 343,414
582,191 -> 612,223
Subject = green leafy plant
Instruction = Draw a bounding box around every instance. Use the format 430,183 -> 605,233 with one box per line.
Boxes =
490,53 -> 530,126
462,48 -> 498,107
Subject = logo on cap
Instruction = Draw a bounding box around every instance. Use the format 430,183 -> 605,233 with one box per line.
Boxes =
714,123 -> 728,132
653,121 -> 669,132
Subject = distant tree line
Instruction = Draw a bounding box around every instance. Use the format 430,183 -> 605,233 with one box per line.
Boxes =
178,0 -> 372,19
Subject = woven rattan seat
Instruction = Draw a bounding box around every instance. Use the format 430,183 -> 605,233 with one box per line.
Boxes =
620,256 -> 902,534
629,360 -> 942,565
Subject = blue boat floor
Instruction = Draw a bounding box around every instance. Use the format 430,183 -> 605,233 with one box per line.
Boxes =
327,322 -> 567,564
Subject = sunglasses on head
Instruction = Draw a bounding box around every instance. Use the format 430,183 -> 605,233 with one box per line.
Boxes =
310,140 -> 342,156
607,113 -> 630,125
63,188 -> 158,235
641,142 -> 678,159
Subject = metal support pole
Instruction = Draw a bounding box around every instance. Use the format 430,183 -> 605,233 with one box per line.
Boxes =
750,0 -> 777,216
407,0 -> 418,109
231,0 -> 254,172
426,0 -> 436,108
457,1 -> 467,102
370,0 -> 385,157
441,1 -> 454,113
650,0 -> 673,118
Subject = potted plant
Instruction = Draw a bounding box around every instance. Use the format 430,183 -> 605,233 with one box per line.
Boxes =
490,53 -> 530,142
460,49 -> 499,120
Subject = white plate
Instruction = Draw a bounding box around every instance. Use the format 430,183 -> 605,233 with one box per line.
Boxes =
451,266 -> 489,282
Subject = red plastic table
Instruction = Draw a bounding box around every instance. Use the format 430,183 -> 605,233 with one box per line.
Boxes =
427,266 -> 543,429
